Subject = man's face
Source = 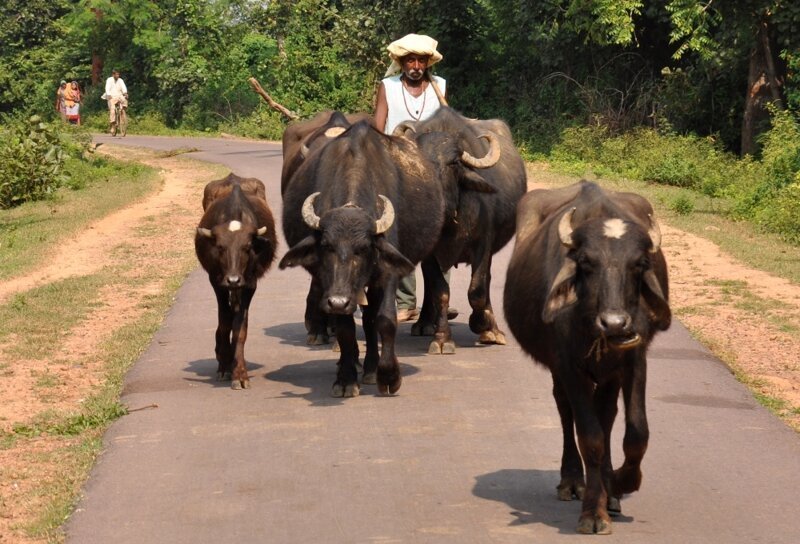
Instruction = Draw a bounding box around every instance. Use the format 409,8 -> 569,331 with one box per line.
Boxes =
113,72 -> 120,81
401,54 -> 430,81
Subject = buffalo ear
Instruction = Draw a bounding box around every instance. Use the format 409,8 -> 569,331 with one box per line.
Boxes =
253,233 -> 274,255
642,269 -> 671,330
459,170 -> 497,193
279,235 -> 318,269
542,259 -> 577,324
375,236 -> 415,277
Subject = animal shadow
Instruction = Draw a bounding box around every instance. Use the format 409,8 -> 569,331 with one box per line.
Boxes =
473,469 -> 633,533
183,358 -> 265,388
265,358 -> 420,406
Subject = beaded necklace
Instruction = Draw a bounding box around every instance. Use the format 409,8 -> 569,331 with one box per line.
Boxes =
401,78 -> 427,121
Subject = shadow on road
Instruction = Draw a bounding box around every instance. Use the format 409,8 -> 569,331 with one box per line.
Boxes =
472,468 -> 634,533
265,358 -> 421,406
183,358 -> 266,388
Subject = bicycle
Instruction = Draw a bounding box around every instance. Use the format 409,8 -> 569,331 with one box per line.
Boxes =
111,98 -> 128,137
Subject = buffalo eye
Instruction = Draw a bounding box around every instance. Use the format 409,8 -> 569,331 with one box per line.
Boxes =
576,253 -> 595,274
633,256 -> 650,274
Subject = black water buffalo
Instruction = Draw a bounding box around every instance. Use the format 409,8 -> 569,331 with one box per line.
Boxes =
503,180 -> 671,534
279,120 -> 496,397
397,107 -> 526,354
281,110 -> 371,194
195,173 -> 277,389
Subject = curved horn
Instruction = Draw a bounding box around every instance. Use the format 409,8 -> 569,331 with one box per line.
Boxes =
647,214 -> 661,253
197,227 -> 213,238
301,192 -> 322,230
392,121 -> 417,138
558,207 -> 576,248
461,132 -> 500,169
257,226 -> 267,236
374,195 -> 395,234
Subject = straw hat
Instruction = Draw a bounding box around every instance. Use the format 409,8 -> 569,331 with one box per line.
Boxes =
385,33 -> 443,77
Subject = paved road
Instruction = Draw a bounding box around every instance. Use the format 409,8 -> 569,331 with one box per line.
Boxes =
66,135 -> 799,543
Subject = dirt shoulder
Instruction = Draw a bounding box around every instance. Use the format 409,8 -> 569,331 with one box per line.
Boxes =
0,146 -> 225,543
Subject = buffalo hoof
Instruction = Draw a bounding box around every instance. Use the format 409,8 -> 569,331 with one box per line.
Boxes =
428,339 -> 456,355
216,371 -> 232,382
377,375 -> 402,396
613,465 -> 642,495
607,497 -> 621,515
478,329 -> 507,345
307,333 -> 330,345
231,378 -> 250,390
331,382 -> 360,398
577,514 -> 612,535
362,372 -> 377,385
410,322 -> 436,336
557,478 -> 586,501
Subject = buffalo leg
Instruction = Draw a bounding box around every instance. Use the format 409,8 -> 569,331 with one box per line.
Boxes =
560,367 -> 612,535
305,276 -> 330,345
212,284 -> 234,381
361,286 -> 383,385
467,251 -> 506,345
552,374 -> 585,502
230,287 -> 255,390
376,278 -> 402,395
613,353 -> 649,498
331,314 -> 359,397
415,257 -> 455,354
594,376 -> 622,514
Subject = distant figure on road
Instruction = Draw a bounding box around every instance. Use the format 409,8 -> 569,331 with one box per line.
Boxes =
103,68 -> 128,135
65,81 -> 82,125
55,80 -> 67,122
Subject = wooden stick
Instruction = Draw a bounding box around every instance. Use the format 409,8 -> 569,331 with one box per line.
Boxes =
426,72 -> 448,107
248,77 -> 299,120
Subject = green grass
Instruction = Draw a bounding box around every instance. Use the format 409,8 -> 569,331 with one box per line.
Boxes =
0,155 -> 160,281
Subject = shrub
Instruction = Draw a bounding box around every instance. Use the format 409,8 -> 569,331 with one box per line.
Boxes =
0,115 -> 67,208
670,195 -> 695,215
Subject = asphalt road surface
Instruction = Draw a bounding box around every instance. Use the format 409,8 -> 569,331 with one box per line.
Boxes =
66,134 -> 800,543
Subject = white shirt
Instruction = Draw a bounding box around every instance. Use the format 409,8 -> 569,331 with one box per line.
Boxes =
105,76 -> 128,99
382,74 -> 446,135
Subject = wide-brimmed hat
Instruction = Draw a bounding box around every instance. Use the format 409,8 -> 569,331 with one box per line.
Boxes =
385,33 -> 442,77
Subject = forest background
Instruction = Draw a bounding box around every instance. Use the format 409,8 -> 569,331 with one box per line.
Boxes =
1,0 -> 799,243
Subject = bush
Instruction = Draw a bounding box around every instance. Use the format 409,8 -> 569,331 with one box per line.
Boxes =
0,115 -> 68,208
670,195 -> 695,215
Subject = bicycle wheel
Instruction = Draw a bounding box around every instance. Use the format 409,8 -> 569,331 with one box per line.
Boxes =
118,107 -> 127,137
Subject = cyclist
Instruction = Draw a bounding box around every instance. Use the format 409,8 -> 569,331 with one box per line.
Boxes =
103,68 -> 128,135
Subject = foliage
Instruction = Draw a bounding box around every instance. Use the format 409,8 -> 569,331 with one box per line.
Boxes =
0,115 -> 69,208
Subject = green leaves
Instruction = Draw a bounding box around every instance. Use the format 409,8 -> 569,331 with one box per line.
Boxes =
0,115 -> 70,208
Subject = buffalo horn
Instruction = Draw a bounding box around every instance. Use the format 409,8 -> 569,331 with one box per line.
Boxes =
392,121 -> 417,138
257,226 -> 267,236
374,195 -> 395,234
197,227 -> 213,238
301,192 -> 322,230
648,214 -> 662,253
461,133 -> 500,169
558,207 -> 576,247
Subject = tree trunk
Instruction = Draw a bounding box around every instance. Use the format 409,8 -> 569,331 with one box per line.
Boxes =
741,17 -> 784,156
90,8 -> 104,86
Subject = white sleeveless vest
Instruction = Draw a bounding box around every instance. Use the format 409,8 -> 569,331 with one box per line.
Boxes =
382,74 -> 446,135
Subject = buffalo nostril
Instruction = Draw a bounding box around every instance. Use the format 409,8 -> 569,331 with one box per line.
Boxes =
598,312 -> 630,335
227,275 -> 241,286
327,296 -> 350,311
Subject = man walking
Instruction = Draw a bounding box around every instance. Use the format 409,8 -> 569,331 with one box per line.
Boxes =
374,33 -> 455,322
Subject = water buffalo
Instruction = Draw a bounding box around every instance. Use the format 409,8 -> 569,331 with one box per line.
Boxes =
503,180 -> 671,534
195,173 -> 277,389
397,107 -> 526,354
281,110 -> 371,195
279,120 -> 496,397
